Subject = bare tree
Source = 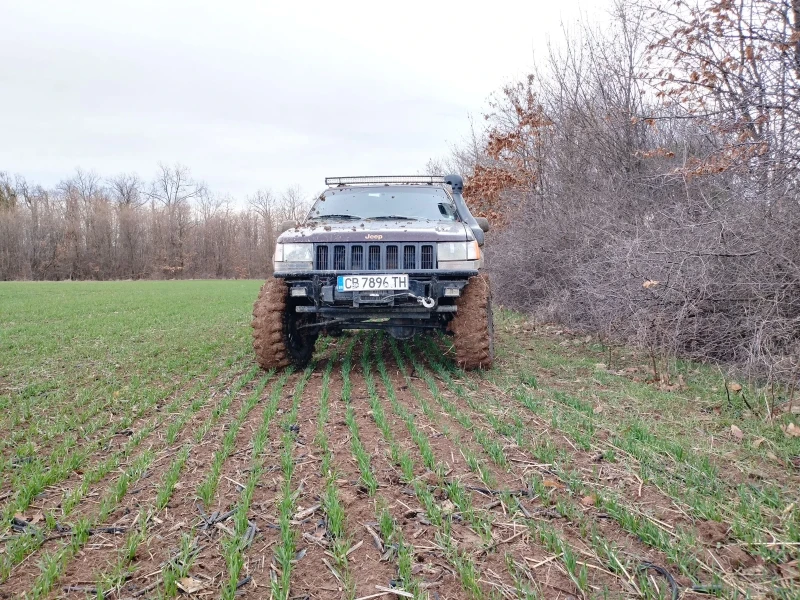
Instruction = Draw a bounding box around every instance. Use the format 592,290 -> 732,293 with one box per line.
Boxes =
0,165 -> 292,281
146,163 -> 205,277
0,173 -> 22,280
109,174 -> 144,277
643,0 -> 800,184
109,173 -> 143,208
278,185 -> 311,223
248,189 -> 279,271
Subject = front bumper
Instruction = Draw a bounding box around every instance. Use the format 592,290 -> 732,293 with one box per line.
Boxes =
274,270 -> 478,315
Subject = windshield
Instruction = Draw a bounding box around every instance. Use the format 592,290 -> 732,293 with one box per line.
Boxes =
308,186 -> 458,222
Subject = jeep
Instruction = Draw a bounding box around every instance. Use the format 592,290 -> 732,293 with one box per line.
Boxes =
251,174 -> 493,369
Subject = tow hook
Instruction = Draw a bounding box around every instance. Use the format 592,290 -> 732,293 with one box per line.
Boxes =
407,292 -> 435,308
418,296 -> 435,308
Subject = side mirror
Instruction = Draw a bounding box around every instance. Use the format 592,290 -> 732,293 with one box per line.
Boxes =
278,220 -> 296,234
475,217 -> 490,233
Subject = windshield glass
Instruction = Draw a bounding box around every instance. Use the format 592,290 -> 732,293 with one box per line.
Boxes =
308,187 -> 458,222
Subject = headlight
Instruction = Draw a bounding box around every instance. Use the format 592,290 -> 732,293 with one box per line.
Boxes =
274,243 -> 313,272
437,241 -> 481,262
279,243 -> 313,262
438,260 -> 481,271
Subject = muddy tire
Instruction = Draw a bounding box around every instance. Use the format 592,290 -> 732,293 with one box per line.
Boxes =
449,273 -> 494,370
252,277 -> 317,369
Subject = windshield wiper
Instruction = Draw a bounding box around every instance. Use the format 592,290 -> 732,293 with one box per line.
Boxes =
315,214 -> 362,220
367,215 -> 420,221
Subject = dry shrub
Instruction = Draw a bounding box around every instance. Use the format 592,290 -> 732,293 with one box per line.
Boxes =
468,0 -> 800,382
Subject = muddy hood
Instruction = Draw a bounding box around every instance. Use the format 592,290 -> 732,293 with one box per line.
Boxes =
278,219 -> 471,243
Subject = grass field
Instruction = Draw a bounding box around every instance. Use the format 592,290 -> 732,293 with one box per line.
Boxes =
1,280 -> 798,599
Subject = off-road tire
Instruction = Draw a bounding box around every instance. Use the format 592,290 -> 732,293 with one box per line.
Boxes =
252,277 -> 317,369
449,273 -> 494,370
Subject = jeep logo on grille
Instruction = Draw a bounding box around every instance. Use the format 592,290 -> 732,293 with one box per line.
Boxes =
365,234 -> 383,240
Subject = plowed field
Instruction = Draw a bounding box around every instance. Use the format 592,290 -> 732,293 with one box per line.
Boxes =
1,281 -> 798,599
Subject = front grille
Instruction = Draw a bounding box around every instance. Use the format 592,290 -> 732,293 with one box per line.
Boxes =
312,242 -> 436,270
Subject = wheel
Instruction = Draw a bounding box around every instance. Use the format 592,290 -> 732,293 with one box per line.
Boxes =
448,273 -> 494,369
252,278 -> 318,369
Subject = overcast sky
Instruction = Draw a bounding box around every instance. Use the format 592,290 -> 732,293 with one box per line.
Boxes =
1,0 -> 608,200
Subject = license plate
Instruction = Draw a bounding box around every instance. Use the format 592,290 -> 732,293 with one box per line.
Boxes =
337,274 -> 409,292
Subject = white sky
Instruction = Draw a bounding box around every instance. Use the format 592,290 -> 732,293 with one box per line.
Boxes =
0,0 -> 609,201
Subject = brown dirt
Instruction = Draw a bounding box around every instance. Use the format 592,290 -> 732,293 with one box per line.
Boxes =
147,373 -> 292,596
26,372 -> 263,599
270,370 -> 343,599
449,274 -> 494,370
0,366 -> 226,517
378,356 -> 621,597
437,360 -> 774,592
696,520 -> 730,545
18,368 -> 247,526
229,407 -> 287,599
5,330 -> 795,599
337,365 -> 413,596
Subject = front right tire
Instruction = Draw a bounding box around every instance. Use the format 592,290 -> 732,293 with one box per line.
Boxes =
449,273 -> 494,370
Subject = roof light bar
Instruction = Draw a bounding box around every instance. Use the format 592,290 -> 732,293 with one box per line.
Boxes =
325,175 -> 446,186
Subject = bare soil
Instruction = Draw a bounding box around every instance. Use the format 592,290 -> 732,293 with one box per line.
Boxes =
2,325 -> 797,599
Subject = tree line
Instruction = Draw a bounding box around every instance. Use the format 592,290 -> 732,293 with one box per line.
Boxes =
436,0 -> 800,382
0,164 -> 308,281
3,0 -> 799,382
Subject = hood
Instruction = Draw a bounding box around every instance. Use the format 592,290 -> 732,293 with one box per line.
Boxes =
278,219 -> 471,243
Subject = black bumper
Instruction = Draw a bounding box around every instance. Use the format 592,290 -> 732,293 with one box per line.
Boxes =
274,270 -> 478,316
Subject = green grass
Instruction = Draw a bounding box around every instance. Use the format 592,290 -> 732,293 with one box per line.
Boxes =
1,282 -> 798,598
0,281 -> 259,595
0,280 -> 258,455
220,369 -> 291,600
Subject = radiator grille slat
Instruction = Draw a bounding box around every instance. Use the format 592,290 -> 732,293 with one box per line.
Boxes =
333,245 -> 346,270
351,245 -> 363,270
368,245 -> 381,270
421,245 -> 434,269
403,246 -> 416,269
386,245 -> 398,270
316,246 -> 329,271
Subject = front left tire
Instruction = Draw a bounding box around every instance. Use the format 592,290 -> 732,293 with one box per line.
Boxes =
252,277 -> 317,369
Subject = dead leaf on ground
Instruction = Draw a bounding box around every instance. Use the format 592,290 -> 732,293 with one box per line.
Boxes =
456,530 -> 485,549
781,422 -> 800,438
168,520 -> 187,533
752,437 -> 767,449
777,560 -> 799,579
766,451 -> 783,465
177,576 -> 205,594
728,382 -> 743,393
643,280 -> 660,289
730,424 -> 744,441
